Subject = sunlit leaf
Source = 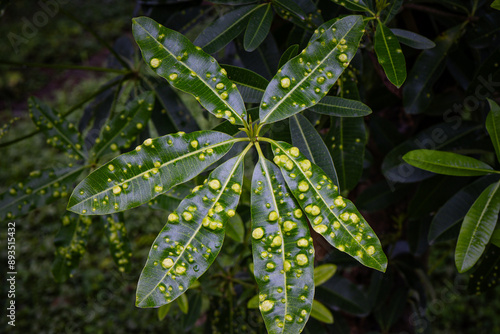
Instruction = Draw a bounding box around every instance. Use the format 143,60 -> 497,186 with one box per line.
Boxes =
492,0 -> 500,10
374,21 -> 406,88
135,149 -> 249,307
68,131 -> 239,215
244,3 -> 274,52
259,15 -> 366,124
403,149 -> 496,176
251,157 -> 314,334
92,92 -> 154,158
133,17 -> 247,126
0,166 -> 83,221
52,213 -> 92,282
271,140 -> 387,272
455,181 -> 500,273
290,113 -> 338,185
313,264 -> 337,286
310,300 -> 334,324
29,97 -> 86,160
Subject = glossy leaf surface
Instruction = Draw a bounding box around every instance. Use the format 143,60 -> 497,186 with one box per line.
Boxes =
455,181 -> 500,273
326,116 -> 367,192
29,97 -> 86,160
251,157 -> 314,334
133,17 -> 247,126
278,44 -> 299,70
92,92 -> 154,158
313,264 -> 337,286
382,0 -> 403,23
271,141 -> 387,272
68,131 -> 237,215
374,21 -> 406,88
290,113 -> 338,185
226,213 -> 245,243
403,149 -> 495,176
52,213 -> 92,282
391,28 -> 436,49
136,152 -> 247,307
244,3 -> 273,52
149,184 -> 193,212
259,15 -> 366,124
486,99 -> 500,163
311,96 -> 372,117
101,214 -> 132,273
330,0 -> 371,12
310,300 -> 334,324
0,167 -> 83,221
194,5 -> 262,53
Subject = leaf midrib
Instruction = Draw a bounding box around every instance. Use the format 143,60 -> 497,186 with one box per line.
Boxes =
258,157 -> 289,333
260,17 -> 362,123
70,138 -> 243,209
273,141 -> 383,269
138,148 -> 248,305
406,156 -> 495,175
135,20 -> 245,125
376,22 -> 400,85
246,4 -> 272,48
460,181 -> 500,270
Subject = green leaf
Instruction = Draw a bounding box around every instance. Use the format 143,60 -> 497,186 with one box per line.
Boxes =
149,183 -> 193,212
382,122 -> 481,183
210,0 -> 258,4
278,44 -> 299,70
52,213 -> 92,282
311,96 -> 372,117
68,131 -> 239,215
0,166 -> 83,221
468,246 -> 500,294
330,0 -> 371,12
247,294 -> 260,309
382,0 -> 403,23
226,212 -> 245,243
101,214 -> 132,273
429,175 -> 499,244
133,17 -> 247,126
310,300 -> 334,324
259,15 -> 366,124
402,149 -> 495,177
221,64 -> 269,103
290,113 -> 338,185
158,303 -> 172,320
403,25 -> 462,114
326,117 -> 367,192
486,99 -> 500,163
271,140 -> 387,272
391,28 -> 436,50
251,157 -> 314,334
135,149 -> 248,307
194,5 -> 263,53
492,0 -> 500,10
313,264 -> 337,286
374,21 -> 406,88
244,3 -> 274,52
492,229 -> 500,248
29,97 -> 86,160
177,293 -> 189,314
273,0 -> 306,20
92,92 -> 154,158
455,181 -> 500,273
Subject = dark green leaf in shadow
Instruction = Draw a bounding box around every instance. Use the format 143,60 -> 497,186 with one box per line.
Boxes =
244,3 -> 274,52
